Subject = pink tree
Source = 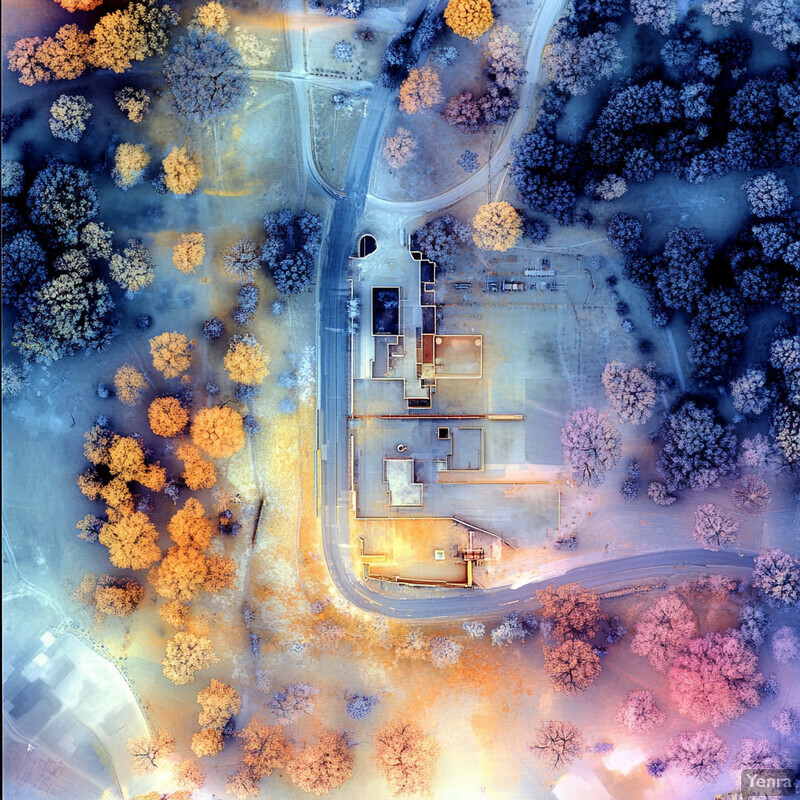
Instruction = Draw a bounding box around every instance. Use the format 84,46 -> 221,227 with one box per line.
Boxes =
692,503 -> 742,551
615,690 -> 666,733
664,730 -> 730,784
382,127 -> 417,170
560,407 -> 621,487
668,632 -> 762,726
730,737 -> 791,781
630,593 -> 698,673
731,473 -> 772,515
443,92 -> 482,133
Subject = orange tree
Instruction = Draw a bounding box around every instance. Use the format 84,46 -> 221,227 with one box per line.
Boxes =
204,555 -> 237,593
191,727 -> 224,757
114,364 -> 148,406
176,443 -> 217,490
94,576 -> 144,617
197,679 -> 242,729
149,545 -> 208,602
471,202 -> 522,251
159,599 -> 189,628
287,730 -> 354,796
223,335 -> 270,385
172,232 -> 205,273
162,632 -> 218,685
191,406 -> 246,459
99,511 -> 161,570
373,719 -> 440,797
148,396 -> 189,437
238,717 -> 289,778
149,332 -> 194,378
444,0 -> 494,39
163,146 -> 201,195
167,497 -> 213,549
398,67 -> 442,114
173,759 -> 206,791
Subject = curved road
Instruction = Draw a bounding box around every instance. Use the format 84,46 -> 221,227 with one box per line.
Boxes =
313,4 -> 759,622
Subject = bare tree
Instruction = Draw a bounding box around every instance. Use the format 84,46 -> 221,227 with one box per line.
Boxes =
692,503 -> 742,551
528,720 -> 584,769
731,474 -> 772,515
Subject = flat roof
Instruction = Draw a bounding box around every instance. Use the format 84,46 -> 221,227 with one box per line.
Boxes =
434,334 -> 483,378
383,458 -> 423,506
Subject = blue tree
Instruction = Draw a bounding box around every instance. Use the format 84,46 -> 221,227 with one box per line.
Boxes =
164,31 -> 250,123
2,230 -> 47,310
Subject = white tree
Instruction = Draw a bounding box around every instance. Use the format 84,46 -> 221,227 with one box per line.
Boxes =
561,408 -> 622,487
771,626 -> 800,664
462,621 -> 485,639
751,0 -> 800,50
701,0 -> 744,25
630,0 -> 678,34
616,690 -> 666,733
692,503 -> 742,551
602,361 -> 658,425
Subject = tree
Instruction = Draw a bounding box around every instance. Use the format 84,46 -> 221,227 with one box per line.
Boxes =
561,407 -> 621,487
616,690 -> 665,733
162,146 -> 201,195
771,708 -> 800,742
27,161 -> 98,245
114,365 -> 148,406
224,335 -> 270,385
176,443 -> 217,490
94,575 -> 143,617
112,144 -> 150,190
692,503 -> 742,551
164,31 -> 249,123
191,406 -> 246,458
663,730 -> 729,784
490,612 -> 532,646
543,640 -> 601,694
606,213 -> 643,255
2,160 -> 24,198
262,209 -> 321,295
194,1 -> 229,33
168,498 -> 213,549
225,767 -> 260,799
656,401 -> 737,492
751,0 -> 800,50
742,172 -> 793,217
382,127 -> 416,170
99,511 -> 160,570
287,730 -> 354,796
170,232 -> 205,274
486,25 -> 526,89
443,92 -> 482,133
110,239 -> 154,293
81,221 -> 114,259
149,545 -> 208,602
268,683 -> 319,725
7,38 -> 52,86
630,0 -> 677,34
471,202 -> 522,252
463,620 -> 485,639
536,584 -> 602,641
88,0 -> 177,72
753,549 -> 800,610
730,368 -> 773,417
148,397 -> 189,437
126,728 -> 175,774
668,632 -> 762,726
373,719 -> 440,797
631,593 -> 698,673
204,554 -> 237,593
197,679 -> 242,729
731,473 -> 772,515
12,25 -> 90,84
159,599 -> 189,628
601,361 -> 657,425
399,67 -> 442,114
444,0 -> 494,40
173,759 -> 206,791
162,632 -> 218,685
149,332 -> 193,378
49,95 -> 92,143
647,481 -> 676,506
701,0 -> 744,25
430,636 -> 464,668
191,727 -> 224,757
238,717 -> 289,777
527,720 -> 583,770
2,230 -> 47,310
410,214 -> 471,268
542,30 -> 623,96
771,626 -> 800,664
730,737 -> 792,779
656,228 -> 713,313
115,86 -> 152,123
